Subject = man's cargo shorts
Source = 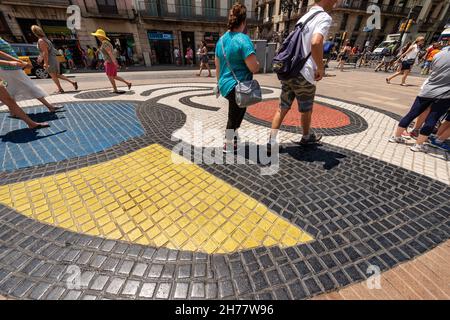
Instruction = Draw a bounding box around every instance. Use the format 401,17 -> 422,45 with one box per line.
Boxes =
280,74 -> 316,113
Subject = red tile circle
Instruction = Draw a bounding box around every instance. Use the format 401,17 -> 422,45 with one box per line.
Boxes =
247,100 -> 351,129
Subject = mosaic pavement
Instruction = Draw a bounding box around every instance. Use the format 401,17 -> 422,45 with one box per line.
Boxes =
0,83 -> 448,300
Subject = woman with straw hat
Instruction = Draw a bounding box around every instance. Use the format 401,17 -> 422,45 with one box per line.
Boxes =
31,25 -> 78,94
91,28 -> 132,94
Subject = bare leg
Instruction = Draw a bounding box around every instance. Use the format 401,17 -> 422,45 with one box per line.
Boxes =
415,134 -> 428,145
0,86 -> 47,129
37,97 -> 57,112
413,107 -> 430,131
387,70 -> 403,83
394,126 -> 407,137
207,63 -> 212,76
113,76 -> 131,89
49,73 -> 64,92
301,110 -> 313,136
108,76 -> 118,92
57,74 -> 76,88
401,70 -> 410,85
270,108 -> 290,142
437,121 -> 450,140
197,64 -> 203,76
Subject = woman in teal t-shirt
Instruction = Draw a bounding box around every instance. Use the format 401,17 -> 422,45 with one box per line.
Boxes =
215,3 -> 259,153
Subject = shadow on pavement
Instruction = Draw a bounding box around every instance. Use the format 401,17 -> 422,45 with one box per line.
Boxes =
281,144 -> 347,170
1,129 -> 66,143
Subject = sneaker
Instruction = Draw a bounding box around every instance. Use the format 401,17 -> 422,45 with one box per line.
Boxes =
401,131 -> 412,139
388,136 -> 406,144
429,137 -> 450,152
410,144 -> 427,153
298,133 -> 323,145
410,129 -> 419,139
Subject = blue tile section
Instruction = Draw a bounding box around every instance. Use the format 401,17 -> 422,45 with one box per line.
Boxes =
0,101 -> 144,171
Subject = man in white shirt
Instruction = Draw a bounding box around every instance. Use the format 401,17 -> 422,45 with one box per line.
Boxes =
270,0 -> 336,146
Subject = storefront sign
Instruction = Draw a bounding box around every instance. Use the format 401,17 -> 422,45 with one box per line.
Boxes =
148,31 -> 174,41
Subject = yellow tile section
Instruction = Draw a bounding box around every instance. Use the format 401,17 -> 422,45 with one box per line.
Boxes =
0,144 -> 313,253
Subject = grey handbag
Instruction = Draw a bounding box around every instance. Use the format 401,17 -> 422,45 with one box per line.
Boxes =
221,37 -> 262,108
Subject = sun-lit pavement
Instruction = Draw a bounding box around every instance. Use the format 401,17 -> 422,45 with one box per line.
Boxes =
0,68 -> 449,300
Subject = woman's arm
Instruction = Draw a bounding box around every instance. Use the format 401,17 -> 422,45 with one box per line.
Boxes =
245,54 -> 259,74
0,50 -> 25,64
215,56 -> 220,82
399,45 -> 414,60
38,39 -> 50,68
105,46 -> 117,65
0,59 -> 25,67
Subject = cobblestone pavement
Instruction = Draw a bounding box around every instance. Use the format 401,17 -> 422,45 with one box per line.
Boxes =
0,83 -> 449,300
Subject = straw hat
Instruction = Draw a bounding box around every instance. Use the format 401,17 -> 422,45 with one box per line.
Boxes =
91,29 -> 110,41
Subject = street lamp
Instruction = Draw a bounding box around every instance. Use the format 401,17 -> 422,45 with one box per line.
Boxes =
280,0 -> 300,39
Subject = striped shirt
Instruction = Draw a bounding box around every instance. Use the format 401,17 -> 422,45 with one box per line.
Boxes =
0,37 -> 21,70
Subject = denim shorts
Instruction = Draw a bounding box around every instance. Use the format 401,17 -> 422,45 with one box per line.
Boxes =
280,74 -> 316,113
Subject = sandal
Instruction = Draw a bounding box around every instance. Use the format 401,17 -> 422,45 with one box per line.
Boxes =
385,78 -> 390,84
112,90 -> 125,94
50,106 -> 64,113
73,82 -> 78,90
53,89 -> 65,95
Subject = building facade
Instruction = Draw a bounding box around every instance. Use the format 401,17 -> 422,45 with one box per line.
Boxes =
0,0 -> 258,66
254,0 -> 450,48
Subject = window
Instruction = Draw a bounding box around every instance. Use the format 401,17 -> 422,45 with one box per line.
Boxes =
179,0 -> 192,17
204,0 -> 217,17
354,15 -> 363,31
268,4 -> 274,19
340,13 -> 349,31
96,0 -> 118,14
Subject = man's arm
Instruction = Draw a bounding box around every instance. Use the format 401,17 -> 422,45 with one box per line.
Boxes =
311,33 -> 325,81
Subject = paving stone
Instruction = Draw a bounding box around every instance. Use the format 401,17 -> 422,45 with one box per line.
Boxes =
139,282 -> 157,298
90,275 -> 109,291
106,278 -> 126,295
155,282 -> 172,299
173,282 -> 189,299
121,280 -> 140,296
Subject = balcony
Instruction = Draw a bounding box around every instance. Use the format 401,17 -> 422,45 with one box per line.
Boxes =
82,1 -> 136,19
335,0 -> 410,16
136,1 -> 257,24
0,0 -> 71,7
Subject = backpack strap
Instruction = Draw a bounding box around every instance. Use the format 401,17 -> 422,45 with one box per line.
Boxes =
295,10 -> 324,31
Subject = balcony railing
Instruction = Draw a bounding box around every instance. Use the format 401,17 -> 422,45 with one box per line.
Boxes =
336,0 -> 410,16
0,0 -> 70,7
136,1 -> 257,23
83,1 -> 135,19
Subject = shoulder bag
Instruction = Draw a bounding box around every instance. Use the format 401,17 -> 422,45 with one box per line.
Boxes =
221,35 -> 262,108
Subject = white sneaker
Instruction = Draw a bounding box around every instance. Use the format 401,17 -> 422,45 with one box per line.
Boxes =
410,144 -> 427,153
388,136 -> 406,144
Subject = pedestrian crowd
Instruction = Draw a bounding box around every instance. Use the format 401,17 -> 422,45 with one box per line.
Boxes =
0,26 -> 133,130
